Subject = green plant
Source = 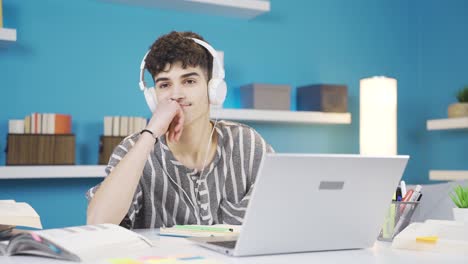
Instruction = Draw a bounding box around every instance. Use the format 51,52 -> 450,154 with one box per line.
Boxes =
456,86 -> 468,103
450,185 -> 468,208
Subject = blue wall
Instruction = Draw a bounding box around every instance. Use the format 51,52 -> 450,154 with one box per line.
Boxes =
415,1 -> 468,183
0,0 -> 466,228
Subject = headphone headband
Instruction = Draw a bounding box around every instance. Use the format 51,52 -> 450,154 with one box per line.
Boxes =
139,37 -> 227,111
190,38 -> 225,79
139,38 -> 223,90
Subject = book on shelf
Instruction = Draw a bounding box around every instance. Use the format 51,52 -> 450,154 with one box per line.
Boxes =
104,116 -> 147,137
53,114 -> 72,134
120,116 -> 129,136
128,117 -> 135,135
8,113 -> 72,134
41,113 -> 48,135
8,120 -> 24,134
24,115 -> 31,134
0,200 -> 42,231
32,112 -> 39,134
159,224 -> 241,238
103,116 -> 113,136
112,116 -> 120,136
0,224 -> 153,262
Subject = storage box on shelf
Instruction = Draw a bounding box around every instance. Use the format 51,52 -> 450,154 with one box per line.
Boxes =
240,83 -> 291,110
6,134 -> 75,165
98,136 -> 126,165
297,84 -> 348,113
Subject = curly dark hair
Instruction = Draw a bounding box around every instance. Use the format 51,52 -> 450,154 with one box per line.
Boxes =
145,31 -> 213,82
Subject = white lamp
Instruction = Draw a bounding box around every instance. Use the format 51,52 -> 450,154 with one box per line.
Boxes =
360,76 -> 397,155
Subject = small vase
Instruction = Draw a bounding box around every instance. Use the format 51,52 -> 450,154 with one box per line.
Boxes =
448,103 -> 468,118
453,207 -> 468,222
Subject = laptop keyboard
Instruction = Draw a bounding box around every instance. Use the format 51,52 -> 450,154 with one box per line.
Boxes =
207,240 -> 237,249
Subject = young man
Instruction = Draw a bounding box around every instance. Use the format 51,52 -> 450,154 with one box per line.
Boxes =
86,31 -> 273,229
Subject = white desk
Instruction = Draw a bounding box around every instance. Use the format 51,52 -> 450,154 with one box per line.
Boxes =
1,229 -> 466,264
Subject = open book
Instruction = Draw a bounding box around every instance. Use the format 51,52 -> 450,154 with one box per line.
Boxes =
0,200 -> 42,230
160,224 -> 241,238
0,224 -> 153,262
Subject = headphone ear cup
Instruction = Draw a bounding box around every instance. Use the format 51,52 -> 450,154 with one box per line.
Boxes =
208,78 -> 227,106
144,87 -> 157,112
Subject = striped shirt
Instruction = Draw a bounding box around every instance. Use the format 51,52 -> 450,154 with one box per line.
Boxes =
86,120 -> 274,229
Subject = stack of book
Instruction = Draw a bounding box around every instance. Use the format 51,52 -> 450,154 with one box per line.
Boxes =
6,113 -> 74,165
8,113 -> 72,134
103,116 -> 147,137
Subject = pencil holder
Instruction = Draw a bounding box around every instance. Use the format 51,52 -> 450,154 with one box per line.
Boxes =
378,201 -> 420,242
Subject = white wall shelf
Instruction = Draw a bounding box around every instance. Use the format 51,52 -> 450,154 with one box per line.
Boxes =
210,108 -> 352,124
429,170 -> 468,181
0,28 -> 17,42
0,109 -> 349,179
427,118 -> 468,181
0,165 -> 106,179
426,117 -> 468,181
427,117 -> 468,130
106,0 -> 270,19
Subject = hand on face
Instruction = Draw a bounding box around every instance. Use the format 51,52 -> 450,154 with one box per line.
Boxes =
146,99 -> 185,142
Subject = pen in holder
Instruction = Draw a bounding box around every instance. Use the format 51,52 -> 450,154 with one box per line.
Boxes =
378,200 -> 420,242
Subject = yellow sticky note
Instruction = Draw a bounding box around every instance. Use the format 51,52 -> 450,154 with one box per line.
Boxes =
416,236 -> 438,244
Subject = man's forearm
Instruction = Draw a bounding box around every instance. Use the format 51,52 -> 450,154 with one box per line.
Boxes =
86,133 -> 156,225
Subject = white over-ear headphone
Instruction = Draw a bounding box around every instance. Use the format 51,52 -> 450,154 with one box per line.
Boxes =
139,37 -> 227,112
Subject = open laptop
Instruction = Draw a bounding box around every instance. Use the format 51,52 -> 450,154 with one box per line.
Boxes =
188,153 -> 409,256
